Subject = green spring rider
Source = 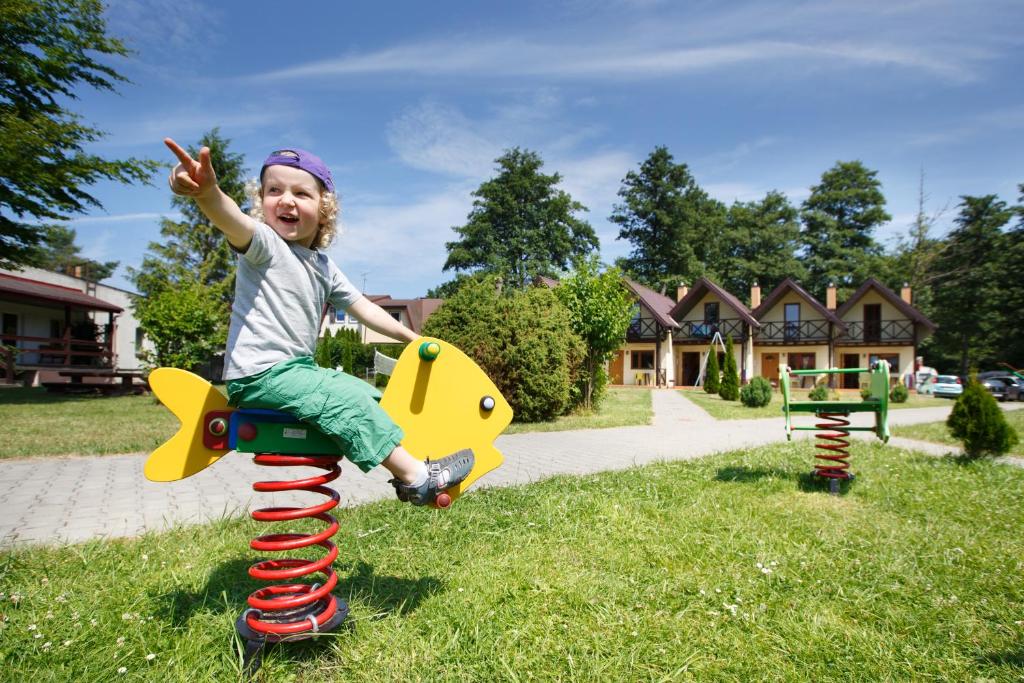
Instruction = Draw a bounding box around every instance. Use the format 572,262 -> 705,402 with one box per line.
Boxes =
780,360 -> 891,494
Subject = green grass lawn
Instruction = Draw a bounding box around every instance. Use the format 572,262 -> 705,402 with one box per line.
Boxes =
0,386 -> 652,458
503,387 -> 652,434
1,441 -> 1021,681
680,388 -> 952,420
892,407 -> 1024,456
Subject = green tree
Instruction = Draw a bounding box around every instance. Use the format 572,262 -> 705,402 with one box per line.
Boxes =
444,148 -> 597,289
719,190 -> 804,295
703,345 -> 720,394
133,279 -> 227,371
423,276 -> 584,422
719,336 -> 740,401
0,0 -> 158,269
995,184 -> 1024,367
929,195 -> 1013,376
35,225 -> 118,281
128,129 -> 247,303
947,377 -> 1019,459
799,161 -> 890,298
886,171 -> 946,317
611,146 -> 726,292
552,257 -> 634,410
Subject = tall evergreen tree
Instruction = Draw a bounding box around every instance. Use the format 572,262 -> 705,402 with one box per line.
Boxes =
444,148 -> 597,289
610,146 -> 726,292
995,184 -> 1024,368
0,0 -> 158,268
128,128 -> 247,304
799,161 -> 890,298
719,190 -> 804,295
719,336 -> 740,401
929,195 -> 1013,376
886,172 -> 946,318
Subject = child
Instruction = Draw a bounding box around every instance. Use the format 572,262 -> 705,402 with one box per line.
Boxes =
163,138 -> 472,505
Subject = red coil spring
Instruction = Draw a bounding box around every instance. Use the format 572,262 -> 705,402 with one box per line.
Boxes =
244,454 -> 342,637
813,412 -> 852,480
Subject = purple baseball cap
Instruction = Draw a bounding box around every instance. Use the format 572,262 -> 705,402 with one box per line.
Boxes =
260,148 -> 335,194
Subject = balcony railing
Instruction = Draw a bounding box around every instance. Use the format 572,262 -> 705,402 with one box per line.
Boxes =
673,318 -> 746,342
756,319 -> 832,344
1,331 -> 114,378
626,317 -> 663,341
836,319 -> 915,345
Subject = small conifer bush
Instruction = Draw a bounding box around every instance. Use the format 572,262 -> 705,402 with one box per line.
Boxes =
947,377 -> 1019,459
703,347 -> 720,394
719,337 -> 740,401
740,376 -> 773,407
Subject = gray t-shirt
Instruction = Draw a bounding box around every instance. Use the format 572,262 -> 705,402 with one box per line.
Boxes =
224,220 -> 362,380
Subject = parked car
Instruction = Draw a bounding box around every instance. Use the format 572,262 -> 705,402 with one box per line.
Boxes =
980,375 -> 1023,401
981,377 -> 1010,401
932,375 -> 963,398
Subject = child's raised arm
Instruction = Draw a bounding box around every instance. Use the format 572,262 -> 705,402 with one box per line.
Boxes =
164,137 -> 254,250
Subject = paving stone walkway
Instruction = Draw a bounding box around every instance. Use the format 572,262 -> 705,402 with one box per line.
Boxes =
1,393 -> 1019,548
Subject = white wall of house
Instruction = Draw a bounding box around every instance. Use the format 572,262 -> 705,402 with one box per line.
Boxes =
0,266 -> 149,371
837,290 -> 904,325
759,293 -> 815,323
678,292 -> 744,323
835,346 -> 915,385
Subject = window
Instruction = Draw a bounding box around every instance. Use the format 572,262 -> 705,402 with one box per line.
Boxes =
389,311 -> 402,322
789,352 -> 816,370
333,307 -> 348,323
1,313 -> 16,345
704,302 -> 719,324
864,304 -> 882,342
631,350 -> 655,370
135,327 -> 146,358
869,353 -> 899,374
784,303 -> 800,340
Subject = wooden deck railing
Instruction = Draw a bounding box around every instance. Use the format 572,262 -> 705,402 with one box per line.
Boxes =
0,331 -> 114,377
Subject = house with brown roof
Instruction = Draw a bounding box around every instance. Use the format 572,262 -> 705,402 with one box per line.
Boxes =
610,275 -> 935,390
607,279 -> 679,386
321,295 -> 444,343
749,278 -> 845,388
831,278 -> 936,389
0,266 -> 149,387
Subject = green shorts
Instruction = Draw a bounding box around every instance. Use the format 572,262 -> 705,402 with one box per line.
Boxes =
226,357 -> 403,473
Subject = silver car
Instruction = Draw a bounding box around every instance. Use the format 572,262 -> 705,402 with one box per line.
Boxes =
932,375 -> 963,398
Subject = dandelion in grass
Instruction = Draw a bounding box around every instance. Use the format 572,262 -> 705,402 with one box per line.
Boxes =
117,666 -> 127,674
42,641 -> 51,650
117,636 -> 125,647
63,640 -> 72,647
146,653 -> 156,661
28,623 -> 37,631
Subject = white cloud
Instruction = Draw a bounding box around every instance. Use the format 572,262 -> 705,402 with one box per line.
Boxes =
328,186 -> 475,296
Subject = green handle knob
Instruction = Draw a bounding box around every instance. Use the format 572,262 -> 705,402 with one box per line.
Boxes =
419,341 -> 441,361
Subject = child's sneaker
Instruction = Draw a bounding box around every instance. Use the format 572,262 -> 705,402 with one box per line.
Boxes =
391,449 -> 474,506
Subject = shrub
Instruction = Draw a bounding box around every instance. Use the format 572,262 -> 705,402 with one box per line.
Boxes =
890,382 -> 909,403
423,276 -> 584,422
703,347 -> 720,394
860,385 -> 873,400
719,337 -> 740,401
808,383 -> 829,401
947,377 -> 1019,459
740,376 -> 773,407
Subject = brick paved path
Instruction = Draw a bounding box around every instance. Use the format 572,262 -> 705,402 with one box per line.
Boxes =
1,392 -> 1018,548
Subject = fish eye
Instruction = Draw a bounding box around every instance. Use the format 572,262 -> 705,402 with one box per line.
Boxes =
480,396 -> 495,412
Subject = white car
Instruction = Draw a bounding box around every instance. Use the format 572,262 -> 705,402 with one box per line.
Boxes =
932,375 -> 963,398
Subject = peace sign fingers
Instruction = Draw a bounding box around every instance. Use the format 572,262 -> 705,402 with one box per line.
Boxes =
164,137 -> 218,198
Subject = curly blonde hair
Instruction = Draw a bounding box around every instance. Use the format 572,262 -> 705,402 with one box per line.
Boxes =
246,178 -> 340,249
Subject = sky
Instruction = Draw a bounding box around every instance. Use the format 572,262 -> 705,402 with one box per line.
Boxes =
63,0 -> 1024,298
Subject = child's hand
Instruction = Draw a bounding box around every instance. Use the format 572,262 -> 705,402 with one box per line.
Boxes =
164,138 -> 218,199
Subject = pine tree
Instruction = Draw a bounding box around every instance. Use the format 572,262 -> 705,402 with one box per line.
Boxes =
704,345 -> 720,394
719,336 -> 740,401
